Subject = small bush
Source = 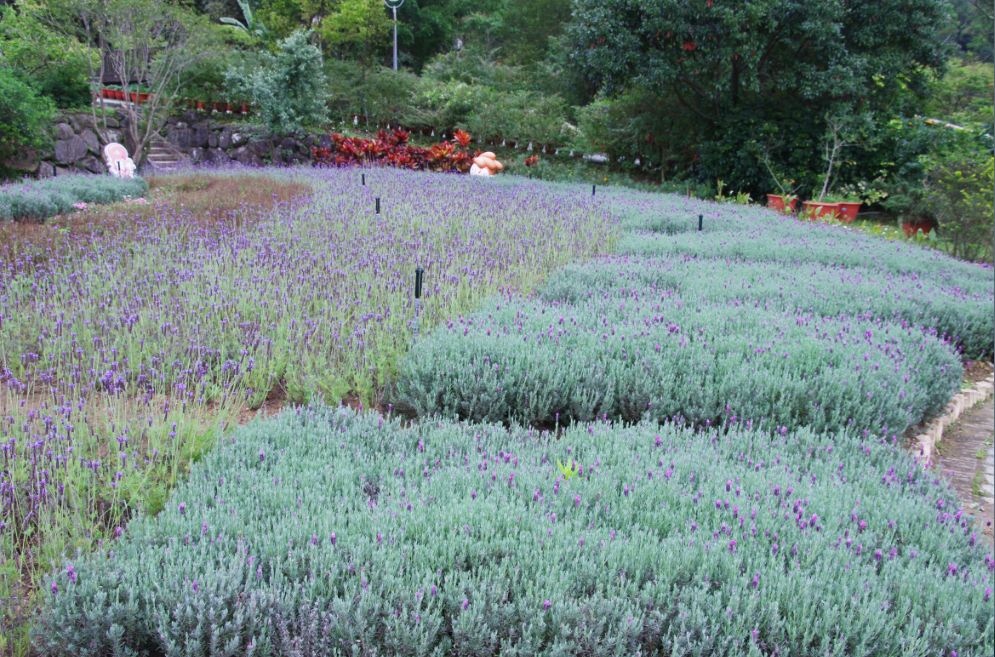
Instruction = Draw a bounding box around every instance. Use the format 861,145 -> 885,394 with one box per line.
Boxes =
0,67 -> 55,171
395,293 -> 961,434
0,175 -> 148,222
35,406 -> 994,656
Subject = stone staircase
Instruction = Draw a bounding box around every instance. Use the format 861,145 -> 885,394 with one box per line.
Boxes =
144,137 -> 186,174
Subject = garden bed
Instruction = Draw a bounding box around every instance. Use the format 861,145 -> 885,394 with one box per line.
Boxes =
0,169 -> 614,643
34,406 -> 995,656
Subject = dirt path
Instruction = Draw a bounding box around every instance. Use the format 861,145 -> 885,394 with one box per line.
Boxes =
936,397 -> 994,545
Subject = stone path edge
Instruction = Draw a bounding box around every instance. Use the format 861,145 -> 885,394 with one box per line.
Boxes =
912,373 -> 994,468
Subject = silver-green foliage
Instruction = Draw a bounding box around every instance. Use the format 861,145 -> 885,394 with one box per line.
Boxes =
541,255 -> 994,359
0,174 -> 148,221
395,291 -> 962,434
35,406 -> 994,656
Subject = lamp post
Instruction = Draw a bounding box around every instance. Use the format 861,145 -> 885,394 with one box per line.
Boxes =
384,0 -> 405,71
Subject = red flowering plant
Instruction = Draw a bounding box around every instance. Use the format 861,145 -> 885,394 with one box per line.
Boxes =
312,129 -> 475,173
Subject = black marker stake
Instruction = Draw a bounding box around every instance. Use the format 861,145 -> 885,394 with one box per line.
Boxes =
375,197 -> 381,215
698,214 -> 703,231
412,267 -> 424,337
592,184 -> 597,197
361,172 -> 366,186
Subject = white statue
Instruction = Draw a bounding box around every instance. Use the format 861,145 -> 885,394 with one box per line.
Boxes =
103,143 -> 136,178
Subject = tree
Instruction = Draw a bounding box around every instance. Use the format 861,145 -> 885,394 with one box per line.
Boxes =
225,29 -> 327,135
220,0 -> 269,40
565,0 -> 951,195
0,66 -> 54,174
318,0 -> 389,65
27,0 -> 213,165
0,3 -> 95,109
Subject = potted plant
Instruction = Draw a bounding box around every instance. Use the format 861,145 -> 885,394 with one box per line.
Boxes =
767,192 -> 798,213
804,112 -> 857,221
820,192 -> 862,223
759,147 -> 799,213
901,219 -> 934,237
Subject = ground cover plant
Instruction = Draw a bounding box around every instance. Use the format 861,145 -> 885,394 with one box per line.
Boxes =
394,186 -> 993,430
34,405 -> 995,656
0,173 -> 312,271
395,292 -> 962,434
0,174 -> 148,222
0,168 -> 613,642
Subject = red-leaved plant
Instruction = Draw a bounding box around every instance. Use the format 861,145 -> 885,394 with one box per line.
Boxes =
312,129 -> 475,173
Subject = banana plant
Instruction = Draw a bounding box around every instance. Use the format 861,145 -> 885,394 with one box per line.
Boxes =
220,0 -> 268,40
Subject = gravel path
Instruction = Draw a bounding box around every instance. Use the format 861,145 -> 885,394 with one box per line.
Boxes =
936,397 -> 994,545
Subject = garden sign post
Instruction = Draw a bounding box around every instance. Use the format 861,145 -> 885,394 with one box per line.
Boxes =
385,0 -> 405,71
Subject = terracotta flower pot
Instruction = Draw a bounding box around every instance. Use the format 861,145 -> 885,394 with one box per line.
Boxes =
802,201 -> 840,220
196,100 -> 206,111
240,102 -> 250,115
902,221 -> 933,237
834,201 -> 861,223
767,194 -> 798,213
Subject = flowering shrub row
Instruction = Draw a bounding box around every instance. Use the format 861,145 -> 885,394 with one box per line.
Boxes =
614,193 -> 992,286
311,128 -> 476,173
542,255 -> 994,360
35,406 -> 994,656
395,291 -> 961,435
0,175 -> 148,222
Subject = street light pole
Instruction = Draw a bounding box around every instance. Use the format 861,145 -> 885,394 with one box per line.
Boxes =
385,0 -> 405,71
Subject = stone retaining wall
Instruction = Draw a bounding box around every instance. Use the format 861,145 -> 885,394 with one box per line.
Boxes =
3,110 -> 129,178
163,113 -> 317,167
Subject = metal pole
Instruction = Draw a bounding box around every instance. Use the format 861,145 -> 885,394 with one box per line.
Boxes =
392,7 -> 398,71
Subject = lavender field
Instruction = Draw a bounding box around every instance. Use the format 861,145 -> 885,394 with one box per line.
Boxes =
0,168 -> 613,644
4,170 -> 994,655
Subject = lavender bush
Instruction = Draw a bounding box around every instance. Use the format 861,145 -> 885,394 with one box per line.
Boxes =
35,406 -> 995,656
0,175 -> 148,222
395,291 -> 962,433
0,168 -> 613,612
541,255 -> 993,359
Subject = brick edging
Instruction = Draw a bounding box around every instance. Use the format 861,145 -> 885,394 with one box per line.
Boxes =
912,374 -> 994,468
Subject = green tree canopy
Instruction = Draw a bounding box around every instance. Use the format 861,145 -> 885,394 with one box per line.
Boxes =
565,0 -> 953,194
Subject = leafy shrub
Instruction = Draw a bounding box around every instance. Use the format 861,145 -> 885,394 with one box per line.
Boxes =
395,292 -> 961,434
0,67 -> 54,172
225,30 -> 328,136
34,59 -> 92,110
0,175 -> 148,222
35,406 -> 994,656
312,128 -> 475,172
0,4 -> 94,109
325,60 -> 420,127
925,151 -> 994,262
